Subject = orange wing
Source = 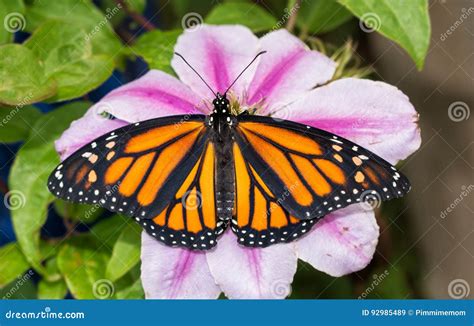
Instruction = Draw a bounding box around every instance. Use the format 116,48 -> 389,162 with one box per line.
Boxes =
231,143 -> 317,247
139,141 -> 226,249
234,115 -> 410,221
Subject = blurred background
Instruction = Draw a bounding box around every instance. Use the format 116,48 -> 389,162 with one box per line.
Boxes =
0,0 -> 472,299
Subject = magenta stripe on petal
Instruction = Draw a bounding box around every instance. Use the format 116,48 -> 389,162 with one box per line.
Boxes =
206,36 -> 230,93
106,87 -> 200,114
168,250 -> 196,298
247,50 -> 305,105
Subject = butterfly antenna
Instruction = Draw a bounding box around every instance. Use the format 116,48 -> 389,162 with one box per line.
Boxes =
224,50 -> 267,95
174,52 -> 218,97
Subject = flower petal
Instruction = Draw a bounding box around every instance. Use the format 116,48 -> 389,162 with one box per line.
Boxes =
55,70 -> 203,160
172,24 -> 260,99
141,232 -> 221,299
206,232 -> 297,299
96,69 -> 206,121
246,29 -> 335,112
296,206 -> 379,277
55,112 -> 126,160
282,78 -> 421,164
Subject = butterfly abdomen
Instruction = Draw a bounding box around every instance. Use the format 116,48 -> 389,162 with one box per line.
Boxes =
213,118 -> 235,221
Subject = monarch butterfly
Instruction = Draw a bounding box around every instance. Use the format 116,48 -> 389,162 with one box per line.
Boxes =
48,51 -> 410,250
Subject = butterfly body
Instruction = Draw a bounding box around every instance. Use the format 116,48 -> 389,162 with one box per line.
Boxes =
209,94 -> 236,222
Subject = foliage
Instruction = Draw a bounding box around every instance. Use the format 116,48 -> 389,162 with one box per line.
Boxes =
0,0 -> 430,299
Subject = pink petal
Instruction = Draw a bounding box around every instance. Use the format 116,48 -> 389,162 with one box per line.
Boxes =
141,232 -> 221,299
172,24 -> 259,99
55,70 -> 203,160
246,29 -> 335,112
206,232 -> 297,299
55,112 -> 126,160
296,206 -> 379,277
98,69 -> 206,121
282,78 -> 421,164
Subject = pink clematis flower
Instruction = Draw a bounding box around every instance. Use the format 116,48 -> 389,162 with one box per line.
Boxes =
56,25 -> 421,299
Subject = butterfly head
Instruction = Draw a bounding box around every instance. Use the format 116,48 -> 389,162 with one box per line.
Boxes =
212,93 -> 230,115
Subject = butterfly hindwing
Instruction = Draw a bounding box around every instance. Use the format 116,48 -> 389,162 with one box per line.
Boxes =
234,115 -> 410,221
231,142 -> 317,247
140,141 -> 227,249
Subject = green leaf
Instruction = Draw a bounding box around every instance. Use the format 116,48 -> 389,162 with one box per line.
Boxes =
116,278 -> 144,299
57,236 -> 111,299
9,101 -> 89,275
90,214 -> 130,249
0,242 -> 30,288
0,274 -> 36,299
37,258 -> 67,299
106,222 -> 141,282
338,0 -> 430,69
0,105 -> 41,143
0,0 -> 25,44
0,44 -> 57,105
206,2 -> 277,32
38,278 -> 67,299
297,0 -> 353,34
133,30 -> 181,75
25,0 -> 122,58
54,199 -> 104,224
24,21 -> 114,102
